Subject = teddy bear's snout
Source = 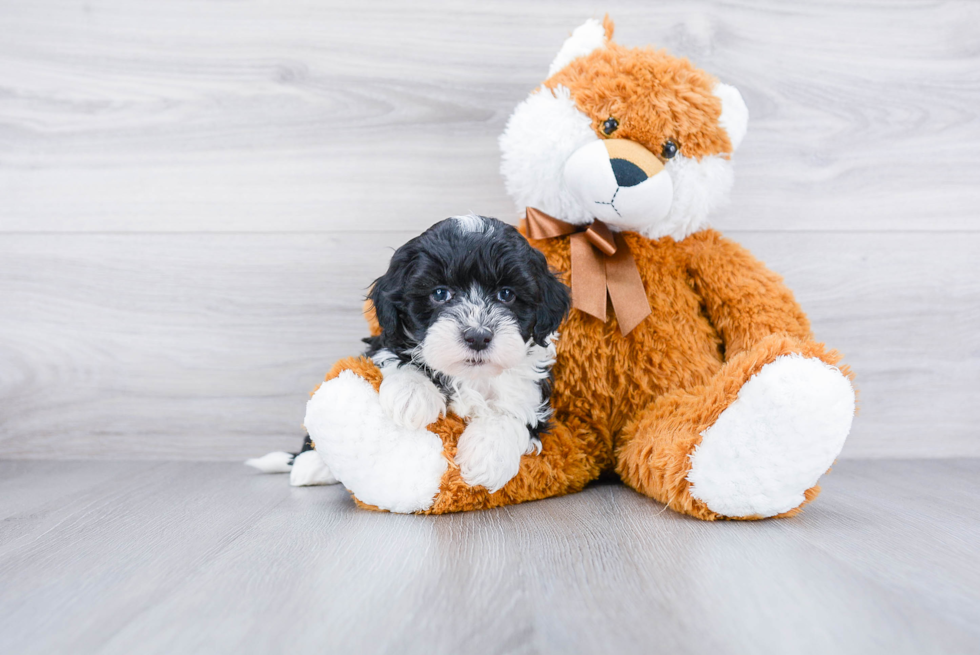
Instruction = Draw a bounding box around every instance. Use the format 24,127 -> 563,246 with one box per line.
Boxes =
603,139 -> 664,187
610,158 -> 648,187
563,138 -> 673,228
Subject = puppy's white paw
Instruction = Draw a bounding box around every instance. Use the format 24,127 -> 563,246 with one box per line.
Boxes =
379,366 -> 446,429
305,371 -> 447,513
455,415 -> 530,493
687,355 -> 855,518
289,449 -> 338,487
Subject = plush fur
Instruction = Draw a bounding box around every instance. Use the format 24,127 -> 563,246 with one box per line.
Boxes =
686,355 -> 854,517
306,368 -> 448,513
499,84 -> 599,225
288,17 -> 857,520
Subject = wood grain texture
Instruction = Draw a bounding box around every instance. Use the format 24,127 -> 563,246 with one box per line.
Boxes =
1,0 -> 978,459
0,459 -> 978,654
0,0 -> 978,233
1,230 -> 978,460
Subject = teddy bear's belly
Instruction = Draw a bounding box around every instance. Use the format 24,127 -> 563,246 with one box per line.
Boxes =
531,231 -> 724,459
550,293 -> 724,457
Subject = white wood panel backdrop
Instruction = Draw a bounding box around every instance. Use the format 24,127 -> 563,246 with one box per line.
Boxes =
1,0 -> 978,459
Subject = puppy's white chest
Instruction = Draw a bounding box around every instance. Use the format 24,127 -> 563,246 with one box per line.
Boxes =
449,372 -> 541,425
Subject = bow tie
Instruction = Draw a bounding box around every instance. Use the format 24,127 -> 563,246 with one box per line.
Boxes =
521,207 -> 652,335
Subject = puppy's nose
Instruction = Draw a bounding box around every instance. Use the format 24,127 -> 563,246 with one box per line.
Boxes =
462,327 -> 493,351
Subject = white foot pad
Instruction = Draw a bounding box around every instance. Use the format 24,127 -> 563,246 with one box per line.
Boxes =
687,355 -> 855,518
304,371 -> 448,513
289,449 -> 338,487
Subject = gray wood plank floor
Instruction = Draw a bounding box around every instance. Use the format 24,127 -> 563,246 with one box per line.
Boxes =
1,459 -> 978,655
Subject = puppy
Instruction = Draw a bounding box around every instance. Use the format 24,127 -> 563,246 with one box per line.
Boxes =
247,215 -> 570,493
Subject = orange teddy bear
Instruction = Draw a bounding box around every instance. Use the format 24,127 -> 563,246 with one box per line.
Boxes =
299,17 -> 856,520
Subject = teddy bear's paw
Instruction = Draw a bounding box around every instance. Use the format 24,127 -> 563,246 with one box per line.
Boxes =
687,355 -> 855,518
289,449 -> 338,487
304,370 -> 448,513
456,415 -> 529,493
378,366 -> 447,430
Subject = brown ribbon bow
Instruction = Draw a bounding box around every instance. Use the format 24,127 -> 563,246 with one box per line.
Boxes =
522,207 -> 652,335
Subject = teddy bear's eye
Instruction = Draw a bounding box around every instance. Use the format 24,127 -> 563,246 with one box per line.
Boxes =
602,117 -> 619,136
661,140 -> 679,159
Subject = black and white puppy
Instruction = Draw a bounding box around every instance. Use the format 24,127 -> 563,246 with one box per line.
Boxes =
247,215 -> 570,493
365,214 -> 570,491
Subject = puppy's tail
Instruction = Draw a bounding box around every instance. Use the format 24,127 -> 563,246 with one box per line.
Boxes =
244,435 -> 338,487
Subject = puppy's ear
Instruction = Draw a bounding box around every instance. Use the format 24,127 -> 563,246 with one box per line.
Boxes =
368,249 -> 413,339
531,251 -> 571,346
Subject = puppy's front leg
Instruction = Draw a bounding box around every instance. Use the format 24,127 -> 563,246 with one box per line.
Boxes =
378,365 -> 447,430
455,414 -> 531,493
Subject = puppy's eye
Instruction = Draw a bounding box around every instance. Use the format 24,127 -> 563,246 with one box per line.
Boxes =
602,117 -> 619,136
431,287 -> 453,303
661,139 -> 679,159
496,288 -> 516,304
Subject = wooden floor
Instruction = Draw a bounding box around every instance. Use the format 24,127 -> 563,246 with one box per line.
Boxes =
1,459 -> 978,654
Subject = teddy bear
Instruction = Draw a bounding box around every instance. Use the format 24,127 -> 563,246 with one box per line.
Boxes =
301,16 -> 856,520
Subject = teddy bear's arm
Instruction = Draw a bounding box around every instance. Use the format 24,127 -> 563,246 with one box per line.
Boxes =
683,230 -> 812,357
416,411 -> 603,514
307,357 -> 603,514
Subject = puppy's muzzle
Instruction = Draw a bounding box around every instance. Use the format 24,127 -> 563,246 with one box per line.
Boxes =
462,326 -> 493,352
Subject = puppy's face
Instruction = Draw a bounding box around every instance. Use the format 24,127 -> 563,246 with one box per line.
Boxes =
370,215 -> 570,379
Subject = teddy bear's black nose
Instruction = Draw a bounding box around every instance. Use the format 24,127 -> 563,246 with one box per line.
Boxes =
462,327 -> 493,351
610,158 -> 648,187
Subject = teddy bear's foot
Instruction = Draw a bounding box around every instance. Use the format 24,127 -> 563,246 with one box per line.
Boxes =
304,370 -> 448,513
686,355 -> 855,518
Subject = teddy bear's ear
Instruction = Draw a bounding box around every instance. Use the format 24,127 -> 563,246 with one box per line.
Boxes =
547,16 -> 612,78
712,83 -> 749,152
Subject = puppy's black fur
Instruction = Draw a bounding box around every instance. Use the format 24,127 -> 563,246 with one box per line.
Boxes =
365,216 -> 570,438
366,216 -> 569,357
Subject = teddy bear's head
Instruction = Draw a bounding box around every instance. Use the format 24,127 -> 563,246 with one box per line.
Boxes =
500,17 -> 748,240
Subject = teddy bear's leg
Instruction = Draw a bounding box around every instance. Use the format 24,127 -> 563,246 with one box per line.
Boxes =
616,335 -> 855,520
305,357 -> 604,514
